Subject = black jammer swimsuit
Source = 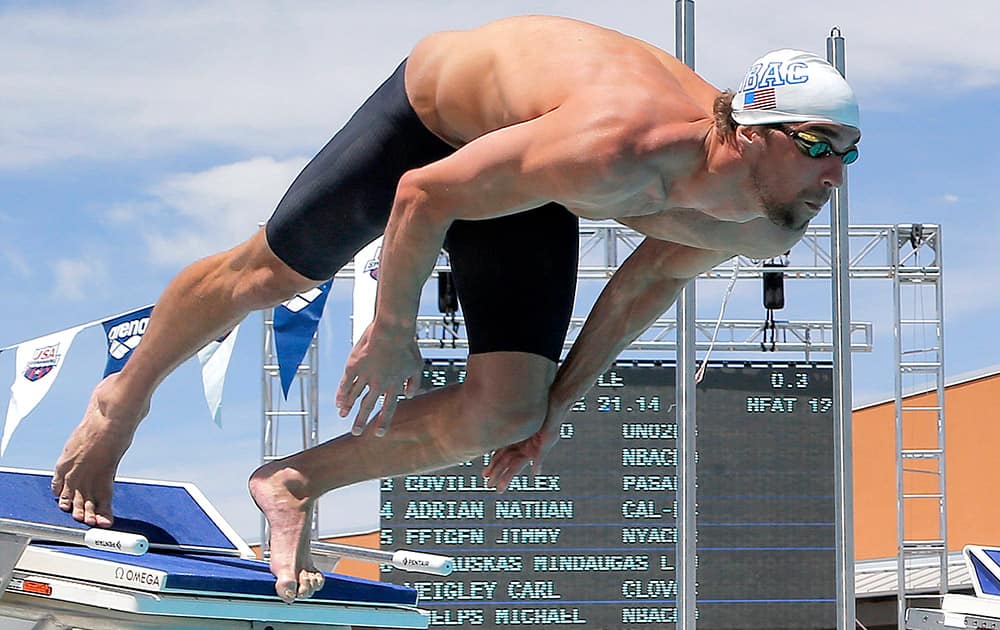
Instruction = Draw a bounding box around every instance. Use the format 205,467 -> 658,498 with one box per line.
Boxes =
265,61 -> 578,362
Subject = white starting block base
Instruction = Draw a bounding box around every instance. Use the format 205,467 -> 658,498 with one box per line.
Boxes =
906,545 -> 1000,629
0,468 -> 432,630
0,583 -> 411,630
907,595 -> 1000,629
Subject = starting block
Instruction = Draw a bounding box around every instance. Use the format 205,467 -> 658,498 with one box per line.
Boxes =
906,545 -> 1000,629
0,467 -> 442,629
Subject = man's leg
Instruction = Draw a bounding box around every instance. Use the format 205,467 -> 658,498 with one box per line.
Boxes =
249,351 -> 554,603
52,228 -> 318,527
51,60 -> 424,526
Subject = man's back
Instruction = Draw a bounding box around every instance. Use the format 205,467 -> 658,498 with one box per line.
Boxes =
406,15 -> 720,147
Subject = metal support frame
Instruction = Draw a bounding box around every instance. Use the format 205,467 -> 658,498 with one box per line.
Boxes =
260,311 -> 321,556
893,226 -> 948,629
333,224 -> 922,282
827,29 -> 856,630
417,316 -> 872,354
332,222 -> 946,628
674,4 -> 698,627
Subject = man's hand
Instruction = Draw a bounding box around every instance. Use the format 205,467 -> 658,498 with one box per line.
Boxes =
483,410 -> 565,493
336,322 -> 422,437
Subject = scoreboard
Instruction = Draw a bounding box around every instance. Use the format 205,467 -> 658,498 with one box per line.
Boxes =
380,361 -> 836,629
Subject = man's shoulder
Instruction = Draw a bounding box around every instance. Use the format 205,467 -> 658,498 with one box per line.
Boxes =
566,88 -> 710,154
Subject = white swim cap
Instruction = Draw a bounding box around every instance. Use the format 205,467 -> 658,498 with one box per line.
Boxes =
732,49 -> 859,129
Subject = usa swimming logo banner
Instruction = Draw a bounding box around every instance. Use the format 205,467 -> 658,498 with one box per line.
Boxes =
102,305 -> 154,377
3,325 -> 87,456
274,280 -> 332,397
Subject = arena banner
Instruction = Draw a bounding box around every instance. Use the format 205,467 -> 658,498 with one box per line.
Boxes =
273,280 -> 332,397
101,305 -> 154,377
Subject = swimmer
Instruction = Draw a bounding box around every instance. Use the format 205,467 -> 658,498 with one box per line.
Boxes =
52,15 -> 860,603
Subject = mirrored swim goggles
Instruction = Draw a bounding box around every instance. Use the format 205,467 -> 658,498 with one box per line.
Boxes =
773,126 -> 859,165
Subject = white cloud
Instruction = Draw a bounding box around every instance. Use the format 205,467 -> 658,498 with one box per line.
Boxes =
3,249 -> 32,280
941,194 -> 960,204
1,1 -> 997,169
139,156 -> 308,266
52,256 -> 110,301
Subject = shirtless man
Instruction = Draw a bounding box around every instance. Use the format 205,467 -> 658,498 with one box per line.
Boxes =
51,15 -> 860,603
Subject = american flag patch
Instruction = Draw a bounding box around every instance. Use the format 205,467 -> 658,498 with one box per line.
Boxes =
743,87 -> 777,110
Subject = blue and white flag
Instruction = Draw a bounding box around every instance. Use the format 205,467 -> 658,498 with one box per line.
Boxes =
3,324 -> 87,456
196,324 -> 240,426
274,280 -> 332,397
102,305 -> 154,377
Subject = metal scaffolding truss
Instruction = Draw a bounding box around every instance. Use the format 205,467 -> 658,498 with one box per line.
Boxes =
414,223 -> 934,354
270,222 -> 946,627
414,221 -> 946,627
891,225 -> 947,630
332,223 -> 939,282
417,316 -> 873,354
574,222 -> 937,280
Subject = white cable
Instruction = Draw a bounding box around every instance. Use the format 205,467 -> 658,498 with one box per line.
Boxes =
694,257 -> 742,383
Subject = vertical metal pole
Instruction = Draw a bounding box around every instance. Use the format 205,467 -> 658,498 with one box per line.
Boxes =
260,311 -> 271,556
309,336 -> 321,539
934,229 -> 948,600
892,228 -> 906,630
826,28 -> 857,630
675,2 -> 697,628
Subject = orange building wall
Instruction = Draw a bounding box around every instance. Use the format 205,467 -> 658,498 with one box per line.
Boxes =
853,372 -> 1000,560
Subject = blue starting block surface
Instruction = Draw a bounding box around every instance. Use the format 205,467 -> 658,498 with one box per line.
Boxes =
966,546 -> 1000,600
1,467 -> 424,628
1,468 -> 243,554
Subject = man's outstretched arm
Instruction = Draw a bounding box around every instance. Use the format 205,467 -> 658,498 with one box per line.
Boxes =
485,237 -> 733,491
52,230 -> 318,527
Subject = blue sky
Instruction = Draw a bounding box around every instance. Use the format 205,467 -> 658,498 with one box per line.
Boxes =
1,1 -> 998,541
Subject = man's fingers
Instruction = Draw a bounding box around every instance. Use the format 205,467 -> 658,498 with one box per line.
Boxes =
402,377 -> 422,399
485,453 -> 531,493
373,392 -> 400,437
482,455 -> 499,478
337,375 -> 367,417
335,371 -> 354,407
531,459 -> 544,476
352,390 -> 381,436
494,463 -> 526,494
483,449 -> 512,479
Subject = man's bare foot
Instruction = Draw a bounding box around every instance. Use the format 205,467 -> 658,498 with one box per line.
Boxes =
249,463 -> 326,603
51,374 -> 145,528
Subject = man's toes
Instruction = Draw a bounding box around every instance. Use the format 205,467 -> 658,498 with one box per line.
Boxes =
94,508 -> 114,528
276,577 -> 298,604
71,491 -> 87,522
298,570 -> 325,599
83,499 -> 100,527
